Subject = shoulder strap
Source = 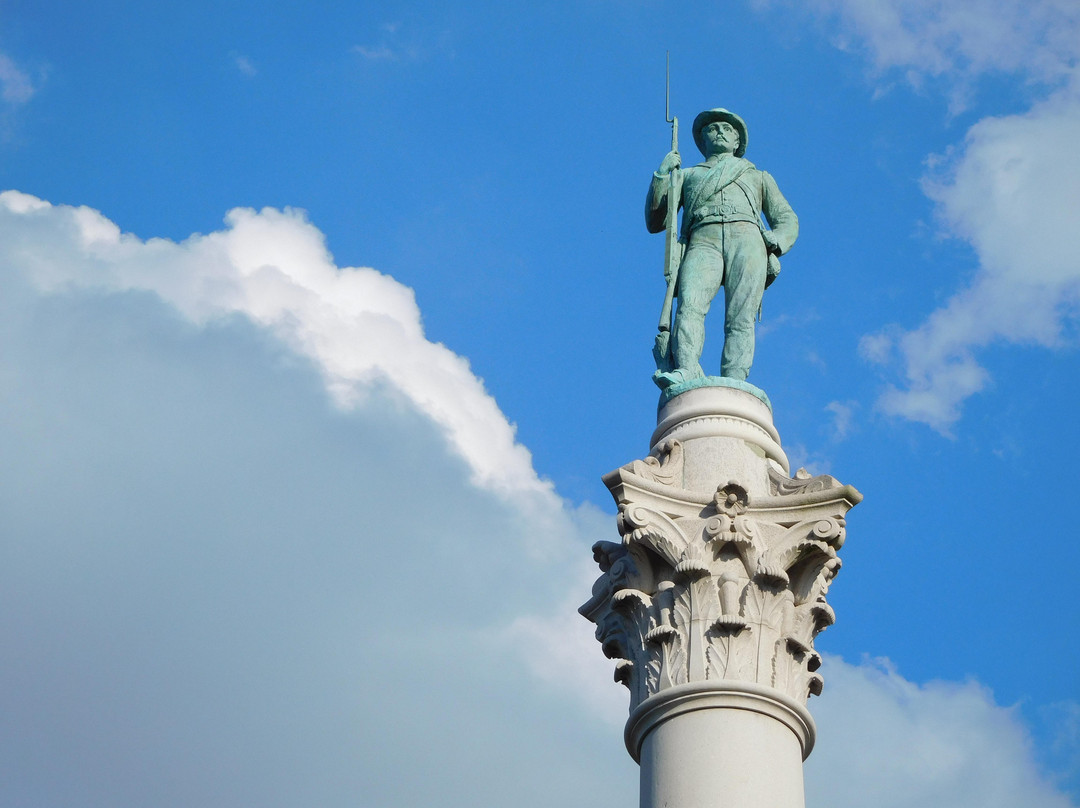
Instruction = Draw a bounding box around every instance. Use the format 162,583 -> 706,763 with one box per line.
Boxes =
733,176 -> 765,232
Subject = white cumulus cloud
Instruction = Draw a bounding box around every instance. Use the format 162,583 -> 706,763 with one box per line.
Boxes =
807,657 -> 1077,808
0,191 -> 550,499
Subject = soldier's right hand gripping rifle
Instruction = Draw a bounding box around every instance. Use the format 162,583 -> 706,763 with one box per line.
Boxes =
652,59 -> 684,373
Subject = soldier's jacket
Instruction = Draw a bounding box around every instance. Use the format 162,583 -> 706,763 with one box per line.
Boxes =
645,154 -> 798,255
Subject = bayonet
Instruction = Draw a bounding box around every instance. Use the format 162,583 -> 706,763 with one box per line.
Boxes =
654,52 -> 685,372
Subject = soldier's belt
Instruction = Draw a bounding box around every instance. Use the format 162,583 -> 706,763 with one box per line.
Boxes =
688,204 -> 759,227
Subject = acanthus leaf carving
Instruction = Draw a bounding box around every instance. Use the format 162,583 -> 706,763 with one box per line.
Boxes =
705,623 -> 755,682
664,583 -> 692,687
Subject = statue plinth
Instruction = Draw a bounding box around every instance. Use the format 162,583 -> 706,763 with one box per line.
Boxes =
581,387 -> 861,808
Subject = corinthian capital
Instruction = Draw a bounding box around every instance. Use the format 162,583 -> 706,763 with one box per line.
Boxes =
581,433 -> 860,713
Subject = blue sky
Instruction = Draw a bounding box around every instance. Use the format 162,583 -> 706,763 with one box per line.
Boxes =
1,1 -> 1078,806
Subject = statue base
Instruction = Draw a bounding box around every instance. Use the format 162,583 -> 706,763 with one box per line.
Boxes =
653,373 -> 772,410
652,385 -> 788,492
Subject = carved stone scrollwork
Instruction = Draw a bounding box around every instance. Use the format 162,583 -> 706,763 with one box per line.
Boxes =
626,439 -> 684,486
769,466 -> 843,497
581,442 -> 861,713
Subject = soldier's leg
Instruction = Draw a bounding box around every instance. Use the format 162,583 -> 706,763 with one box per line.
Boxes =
672,228 -> 725,378
720,223 -> 768,380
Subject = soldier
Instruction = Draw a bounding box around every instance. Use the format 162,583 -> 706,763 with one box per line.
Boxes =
647,108 -> 798,386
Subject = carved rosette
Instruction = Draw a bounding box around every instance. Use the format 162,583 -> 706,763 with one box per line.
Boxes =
580,441 -> 861,713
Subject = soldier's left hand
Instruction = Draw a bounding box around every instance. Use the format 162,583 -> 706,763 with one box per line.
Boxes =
762,230 -> 781,255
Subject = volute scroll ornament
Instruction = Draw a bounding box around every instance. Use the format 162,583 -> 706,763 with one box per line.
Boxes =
627,439 -> 684,486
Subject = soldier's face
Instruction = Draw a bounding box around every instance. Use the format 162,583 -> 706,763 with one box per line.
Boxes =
704,121 -> 740,155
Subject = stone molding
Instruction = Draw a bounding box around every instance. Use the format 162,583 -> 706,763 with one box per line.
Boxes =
652,386 -> 789,474
623,680 -> 816,763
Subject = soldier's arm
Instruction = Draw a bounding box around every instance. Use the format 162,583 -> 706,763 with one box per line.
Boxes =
645,151 -> 681,234
760,171 -> 799,255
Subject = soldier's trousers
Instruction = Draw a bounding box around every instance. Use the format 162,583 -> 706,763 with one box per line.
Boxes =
673,221 -> 767,381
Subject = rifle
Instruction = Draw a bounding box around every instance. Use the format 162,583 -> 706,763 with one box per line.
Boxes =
653,53 -> 684,373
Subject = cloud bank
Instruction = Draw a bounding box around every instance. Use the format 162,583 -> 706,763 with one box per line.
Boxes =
808,657 -> 1076,808
0,193 -> 613,808
783,0 -> 1080,103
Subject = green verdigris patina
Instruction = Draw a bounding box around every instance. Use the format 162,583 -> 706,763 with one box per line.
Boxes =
647,108 -> 798,408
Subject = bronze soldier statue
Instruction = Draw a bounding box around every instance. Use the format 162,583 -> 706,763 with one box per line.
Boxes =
647,108 -> 798,388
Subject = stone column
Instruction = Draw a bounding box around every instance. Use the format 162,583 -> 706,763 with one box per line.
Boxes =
580,386 -> 861,808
